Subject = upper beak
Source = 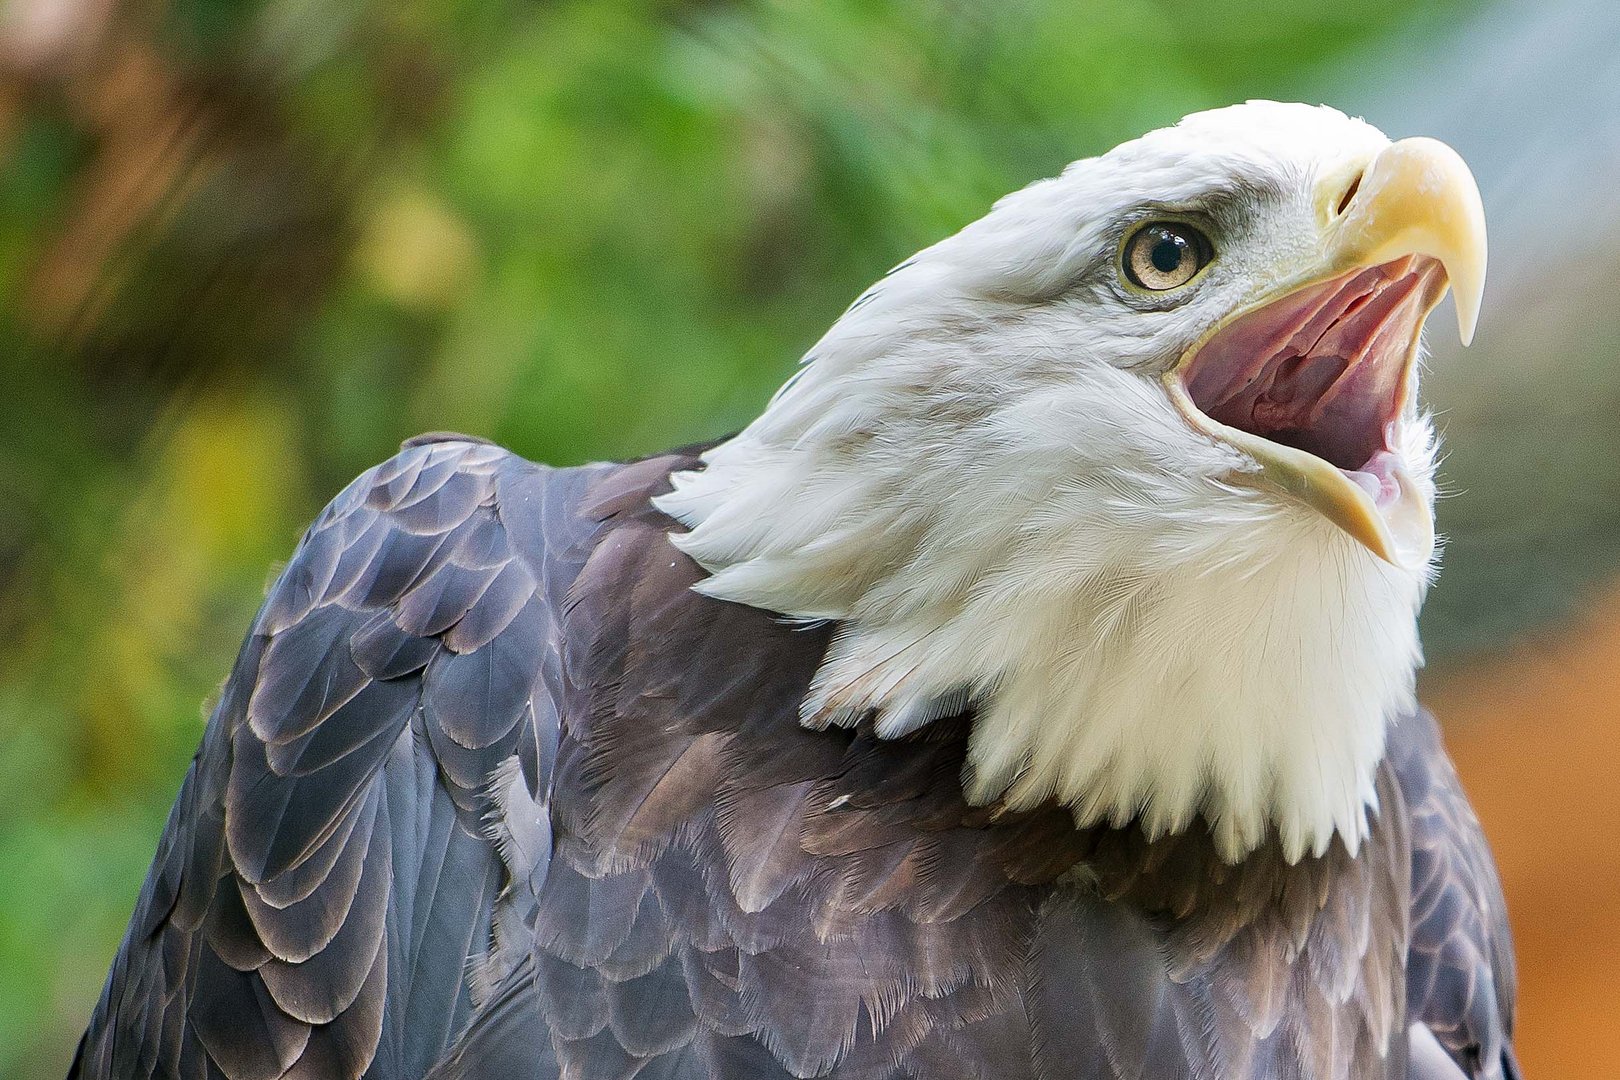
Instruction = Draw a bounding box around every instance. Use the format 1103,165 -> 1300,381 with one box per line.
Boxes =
1327,136 -> 1487,345
1169,136 -> 1486,568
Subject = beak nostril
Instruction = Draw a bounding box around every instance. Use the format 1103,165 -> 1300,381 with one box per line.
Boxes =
1336,171 -> 1364,216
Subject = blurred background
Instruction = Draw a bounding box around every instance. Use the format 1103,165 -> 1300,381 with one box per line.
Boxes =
0,0 -> 1616,1076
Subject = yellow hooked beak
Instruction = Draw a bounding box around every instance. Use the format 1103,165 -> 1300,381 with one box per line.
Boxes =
1326,137 -> 1487,346
1168,137 -> 1487,568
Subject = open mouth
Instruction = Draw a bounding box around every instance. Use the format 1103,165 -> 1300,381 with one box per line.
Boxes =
1178,255 -> 1448,509
1156,136 -> 1484,566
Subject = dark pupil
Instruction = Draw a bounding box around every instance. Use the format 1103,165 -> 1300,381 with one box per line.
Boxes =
1150,231 -> 1186,274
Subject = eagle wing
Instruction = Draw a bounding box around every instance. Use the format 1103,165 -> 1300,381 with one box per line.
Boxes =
1393,711 -> 1520,1080
68,436 -> 597,1080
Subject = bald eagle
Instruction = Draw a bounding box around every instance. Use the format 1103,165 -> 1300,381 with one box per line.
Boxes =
71,102 -> 1516,1080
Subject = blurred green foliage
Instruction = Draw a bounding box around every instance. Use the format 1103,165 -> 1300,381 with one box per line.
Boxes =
0,0 -> 1473,1074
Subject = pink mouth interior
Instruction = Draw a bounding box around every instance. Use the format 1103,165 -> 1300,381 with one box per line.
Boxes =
1182,255 -> 1445,492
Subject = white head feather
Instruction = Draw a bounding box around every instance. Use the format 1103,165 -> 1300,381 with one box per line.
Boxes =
654,101 -> 1436,864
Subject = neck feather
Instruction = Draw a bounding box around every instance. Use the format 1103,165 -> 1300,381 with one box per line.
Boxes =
654,329 -> 1431,863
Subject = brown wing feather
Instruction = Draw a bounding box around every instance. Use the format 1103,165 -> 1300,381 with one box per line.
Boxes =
70,437 -> 595,1080
1390,711 -> 1520,1080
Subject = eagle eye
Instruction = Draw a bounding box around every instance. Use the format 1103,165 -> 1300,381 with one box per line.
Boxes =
1122,221 -> 1213,291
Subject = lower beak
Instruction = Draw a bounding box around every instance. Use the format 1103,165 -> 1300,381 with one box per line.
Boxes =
1168,375 -> 1435,566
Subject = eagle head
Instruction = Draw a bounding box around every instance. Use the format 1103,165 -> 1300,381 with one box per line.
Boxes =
656,101 -> 1487,864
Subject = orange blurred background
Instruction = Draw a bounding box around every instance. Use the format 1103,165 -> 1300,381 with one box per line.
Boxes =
1430,584 -> 1620,1077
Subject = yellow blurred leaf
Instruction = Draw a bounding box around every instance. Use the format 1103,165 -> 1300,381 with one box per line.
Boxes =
353,184 -> 480,310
